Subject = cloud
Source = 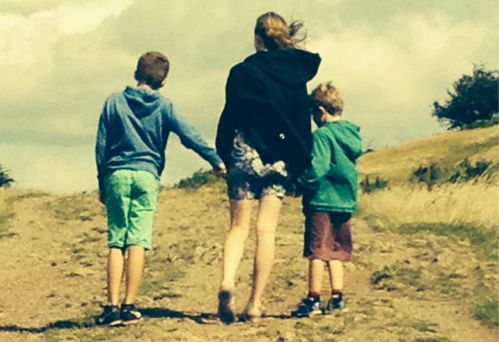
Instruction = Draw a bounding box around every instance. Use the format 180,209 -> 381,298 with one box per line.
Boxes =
308,11 -> 497,146
0,143 -> 96,193
0,0 -> 497,193
0,0 -> 132,100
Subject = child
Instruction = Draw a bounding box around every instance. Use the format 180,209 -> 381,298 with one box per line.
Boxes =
291,82 -> 362,317
95,51 -> 225,325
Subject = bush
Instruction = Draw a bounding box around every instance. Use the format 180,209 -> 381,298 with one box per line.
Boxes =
433,65 -> 499,130
175,169 -> 218,190
360,175 -> 389,193
449,158 -> 491,183
0,165 -> 14,188
412,163 -> 441,190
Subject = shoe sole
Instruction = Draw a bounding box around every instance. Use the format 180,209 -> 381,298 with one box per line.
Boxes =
218,290 -> 236,324
122,318 -> 141,325
291,310 -> 322,318
110,320 -> 123,326
96,319 -> 123,327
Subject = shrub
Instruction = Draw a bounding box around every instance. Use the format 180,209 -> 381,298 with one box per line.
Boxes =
175,169 -> 218,190
411,163 -> 441,190
449,158 -> 491,183
0,165 -> 14,188
360,175 -> 389,193
433,65 -> 499,130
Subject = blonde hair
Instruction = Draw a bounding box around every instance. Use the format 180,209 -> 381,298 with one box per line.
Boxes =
310,82 -> 344,115
254,12 -> 306,50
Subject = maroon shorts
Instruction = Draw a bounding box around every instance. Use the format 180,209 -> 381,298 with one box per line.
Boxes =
304,211 -> 353,262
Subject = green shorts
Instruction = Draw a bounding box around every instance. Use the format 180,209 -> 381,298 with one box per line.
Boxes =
104,169 -> 160,250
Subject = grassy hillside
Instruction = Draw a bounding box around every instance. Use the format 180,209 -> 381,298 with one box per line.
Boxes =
359,126 -> 498,184
357,127 -> 498,330
0,127 -> 497,341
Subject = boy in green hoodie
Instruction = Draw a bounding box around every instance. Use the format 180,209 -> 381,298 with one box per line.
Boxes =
291,82 -> 362,317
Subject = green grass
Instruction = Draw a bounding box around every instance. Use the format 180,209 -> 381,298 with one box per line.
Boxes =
174,169 -> 220,191
371,264 -> 424,292
472,285 -> 499,327
399,223 -> 498,261
359,126 -> 498,184
446,135 -> 497,164
413,338 -> 451,342
0,191 -> 15,239
48,193 -> 104,221
399,223 -> 498,327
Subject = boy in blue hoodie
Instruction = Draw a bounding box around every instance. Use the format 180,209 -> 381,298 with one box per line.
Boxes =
291,82 -> 362,317
95,51 -> 225,325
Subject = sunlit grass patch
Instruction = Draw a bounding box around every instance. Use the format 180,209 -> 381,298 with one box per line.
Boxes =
399,223 -> 497,261
413,338 -> 451,342
0,189 -> 16,239
48,193 -> 104,221
142,264 -> 185,299
371,264 -> 424,292
359,126 -> 498,184
472,285 -> 499,327
358,183 -> 498,234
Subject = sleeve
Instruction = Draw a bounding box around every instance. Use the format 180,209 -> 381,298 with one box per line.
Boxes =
297,132 -> 331,190
215,67 -> 239,167
95,100 -> 108,201
166,103 -> 223,168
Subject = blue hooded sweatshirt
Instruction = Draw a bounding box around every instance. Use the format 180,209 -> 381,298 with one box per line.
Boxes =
96,86 -> 222,192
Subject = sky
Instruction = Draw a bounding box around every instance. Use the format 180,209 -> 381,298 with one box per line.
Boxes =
0,0 -> 497,193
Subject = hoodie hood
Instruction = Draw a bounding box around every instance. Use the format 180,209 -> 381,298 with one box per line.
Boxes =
244,49 -> 321,85
327,121 -> 363,161
123,86 -> 162,118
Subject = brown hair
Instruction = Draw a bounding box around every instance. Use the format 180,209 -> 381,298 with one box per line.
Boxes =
134,51 -> 170,90
310,82 -> 344,116
254,12 -> 306,50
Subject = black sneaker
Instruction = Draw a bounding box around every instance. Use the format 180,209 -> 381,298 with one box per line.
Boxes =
95,305 -> 122,326
120,304 -> 142,325
324,295 -> 346,313
218,289 -> 237,324
291,298 -> 322,318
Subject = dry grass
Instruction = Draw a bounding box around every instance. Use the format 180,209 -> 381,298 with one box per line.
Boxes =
0,189 -> 16,238
359,126 -> 498,184
359,182 -> 498,230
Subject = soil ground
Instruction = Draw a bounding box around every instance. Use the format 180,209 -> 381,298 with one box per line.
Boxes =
0,185 -> 497,341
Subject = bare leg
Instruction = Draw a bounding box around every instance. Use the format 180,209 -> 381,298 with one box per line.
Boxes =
124,245 -> 145,304
246,195 -> 282,315
220,200 -> 253,290
107,248 -> 125,306
327,260 -> 344,292
309,259 -> 325,295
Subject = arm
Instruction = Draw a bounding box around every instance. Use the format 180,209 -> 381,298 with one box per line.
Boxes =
297,132 -> 331,190
95,104 -> 108,203
215,67 -> 240,167
166,103 -> 224,170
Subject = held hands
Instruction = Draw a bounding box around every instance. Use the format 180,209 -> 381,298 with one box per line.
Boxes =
214,163 -> 228,178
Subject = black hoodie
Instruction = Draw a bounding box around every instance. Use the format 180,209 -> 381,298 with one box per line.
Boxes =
216,49 -> 321,177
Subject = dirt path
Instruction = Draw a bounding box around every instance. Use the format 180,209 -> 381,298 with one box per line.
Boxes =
0,187 -> 497,341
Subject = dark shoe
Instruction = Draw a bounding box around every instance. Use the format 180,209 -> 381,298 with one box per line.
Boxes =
325,296 -> 346,313
120,304 -> 142,325
239,303 -> 264,323
291,298 -> 322,318
218,289 -> 236,324
95,305 -> 122,326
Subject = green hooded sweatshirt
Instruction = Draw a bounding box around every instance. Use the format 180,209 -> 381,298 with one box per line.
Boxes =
299,120 -> 362,213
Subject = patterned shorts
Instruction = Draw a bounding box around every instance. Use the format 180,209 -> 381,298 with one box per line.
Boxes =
227,167 -> 295,200
226,130 -> 296,200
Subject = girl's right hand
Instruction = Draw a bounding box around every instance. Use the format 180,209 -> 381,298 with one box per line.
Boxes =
214,163 -> 228,178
